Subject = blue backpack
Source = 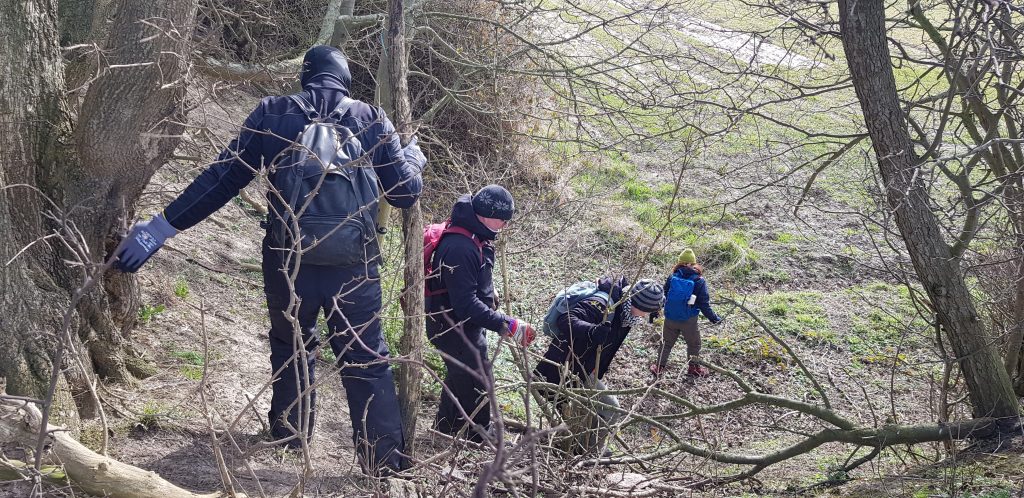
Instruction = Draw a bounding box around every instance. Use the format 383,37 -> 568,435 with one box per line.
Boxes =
664,274 -> 699,321
542,281 -> 610,338
267,95 -> 380,267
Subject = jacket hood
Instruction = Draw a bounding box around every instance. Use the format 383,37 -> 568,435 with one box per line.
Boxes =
450,195 -> 498,240
300,45 -> 351,95
598,275 -> 628,306
675,266 -> 702,280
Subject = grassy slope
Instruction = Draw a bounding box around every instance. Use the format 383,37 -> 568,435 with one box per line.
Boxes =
485,1 -> 1020,496
66,2 -> 1024,498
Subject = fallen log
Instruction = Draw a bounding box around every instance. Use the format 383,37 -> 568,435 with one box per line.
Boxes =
0,397 -> 226,498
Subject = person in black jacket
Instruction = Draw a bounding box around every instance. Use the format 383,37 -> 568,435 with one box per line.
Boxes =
113,46 -> 424,475
426,185 -> 535,443
534,276 -> 664,454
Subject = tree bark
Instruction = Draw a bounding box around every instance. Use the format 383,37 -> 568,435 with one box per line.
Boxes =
838,0 -> 1020,418
1,0 -> 92,424
1000,182 -> 1024,389
382,0 -> 426,450
0,0 -> 197,420
1006,211 -> 1024,392
71,0 -> 197,383
57,0 -> 115,45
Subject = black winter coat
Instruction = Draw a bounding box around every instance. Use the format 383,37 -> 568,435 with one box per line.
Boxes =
163,46 -> 422,234
425,195 -> 511,345
535,276 -> 633,383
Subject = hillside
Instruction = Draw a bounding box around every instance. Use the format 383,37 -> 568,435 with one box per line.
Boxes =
2,0 -> 1023,496
22,83 -> 1016,497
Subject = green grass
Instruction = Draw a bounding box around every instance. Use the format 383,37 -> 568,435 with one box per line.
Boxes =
688,230 -> 760,279
136,401 -> 170,430
317,315 -> 339,364
138,303 -> 166,324
705,231 -> 756,267
755,267 -> 791,285
171,350 -> 204,365
170,348 -> 211,381
575,152 -> 636,192
707,333 -> 792,366
760,291 -> 834,345
622,178 -> 654,202
613,176 -> 753,277
844,282 -> 929,364
173,276 -> 190,299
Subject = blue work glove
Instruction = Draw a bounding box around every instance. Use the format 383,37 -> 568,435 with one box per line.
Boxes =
113,213 -> 177,273
402,136 -> 427,171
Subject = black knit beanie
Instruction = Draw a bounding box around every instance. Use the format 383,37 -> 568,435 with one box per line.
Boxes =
471,184 -> 515,220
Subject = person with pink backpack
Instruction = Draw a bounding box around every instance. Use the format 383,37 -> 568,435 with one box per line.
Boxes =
423,185 -> 535,443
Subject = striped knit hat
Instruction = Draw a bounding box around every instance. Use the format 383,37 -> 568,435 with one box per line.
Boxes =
625,279 -> 664,313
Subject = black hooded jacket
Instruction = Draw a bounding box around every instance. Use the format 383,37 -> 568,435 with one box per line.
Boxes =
535,276 -> 632,383
425,195 -> 511,341
163,45 -> 423,232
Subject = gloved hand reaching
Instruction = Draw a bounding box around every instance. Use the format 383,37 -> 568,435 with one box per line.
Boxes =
504,318 -> 535,347
113,213 -> 177,273
402,136 -> 427,172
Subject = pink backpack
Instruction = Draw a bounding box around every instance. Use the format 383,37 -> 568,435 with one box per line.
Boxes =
423,221 -> 485,296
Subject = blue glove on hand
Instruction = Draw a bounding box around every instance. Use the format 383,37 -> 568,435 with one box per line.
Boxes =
113,213 -> 177,273
402,136 -> 427,172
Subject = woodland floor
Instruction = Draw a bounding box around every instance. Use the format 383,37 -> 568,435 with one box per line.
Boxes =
6,73 -> 1024,497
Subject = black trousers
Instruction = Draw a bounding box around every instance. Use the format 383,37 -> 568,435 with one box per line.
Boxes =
426,304 -> 491,442
262,242 -> 406,473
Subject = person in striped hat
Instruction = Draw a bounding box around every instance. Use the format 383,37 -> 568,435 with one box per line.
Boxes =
534,275 -> 664,455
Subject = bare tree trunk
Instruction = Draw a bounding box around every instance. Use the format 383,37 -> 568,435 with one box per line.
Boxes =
0,0 -> 197,421
1,0 -> 93,424
1006,201 -> 1024,392
317,0 -> 347,45
329,0 -> 384,52
71,0 -> 197,382
57,0 -> 111,45
59,0 -> 118,97
838,0 -> 1020,418
382,0 -> 426,450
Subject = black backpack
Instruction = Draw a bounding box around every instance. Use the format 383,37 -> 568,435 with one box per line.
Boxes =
266,95 -> 380,267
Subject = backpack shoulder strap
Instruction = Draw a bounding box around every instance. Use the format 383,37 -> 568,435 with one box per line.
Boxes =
580,291 -> 612,323
327,97 -> 357,122
441,224 -> 485,264
589,291 -> 610,306
442,224 -> 476,240
288,94 -> 319,121
288,95 -> 357,123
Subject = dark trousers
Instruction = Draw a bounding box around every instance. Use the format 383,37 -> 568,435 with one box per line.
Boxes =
262,243 -> 405,473
657,316 -> 700,367
426,309 -> 491,442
